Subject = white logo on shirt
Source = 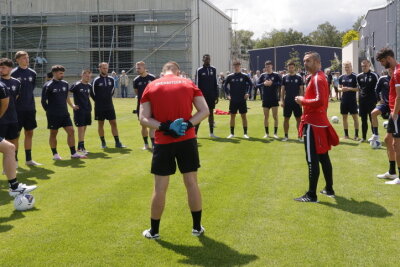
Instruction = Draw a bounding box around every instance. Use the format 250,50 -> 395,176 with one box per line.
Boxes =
11,86 -> 16,91
28,77 -> 33,82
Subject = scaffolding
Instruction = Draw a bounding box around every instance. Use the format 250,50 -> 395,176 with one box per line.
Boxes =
0,1 -> 193,95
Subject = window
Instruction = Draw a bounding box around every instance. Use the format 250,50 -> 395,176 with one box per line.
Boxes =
144,19 -> 157,34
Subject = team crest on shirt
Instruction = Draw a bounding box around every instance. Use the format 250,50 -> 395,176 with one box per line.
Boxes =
53,89 -> 58,93
360,78 -> 364,82
384,82 -> 388,86
80,89 -> 84,92
240,78 -> 243,82
108,81 -> 112,86
11,86 -> 16,91
28,77 -> 33,82
295,79 -> 298,83
62,87 -> 67,91
202,73 -> 206,76
272,77 -> 275,81
349,79 -> 352,82
369,77 -> 372,82
210,71 -> 214,75
99,83 -> 103,86
138,82 -> 142,86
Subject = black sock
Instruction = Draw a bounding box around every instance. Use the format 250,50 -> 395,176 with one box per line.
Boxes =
265,127 -> 269,135
285,133 -> 288,138
344,129 -> 349,137
8,178 -> 19,190
230,127 -> 235,135
70,146 -> 77,155
209,123 -> 214,134
15,150 -> 18,162
191,210 -> 202,231
150,218 -> 160,235
243,127 -> 248,135
274,127 -> 278,135
355,129 -> 359,137
389,161 -> 396,175
100,136 -> 106,145
143,136 -> 149,145
51,148 -> 58,155
78,141 -> 84,150
373,127 -> 379,136
25,149 -> 32,162
151,138 -> 155,147
114,136 -> 120,144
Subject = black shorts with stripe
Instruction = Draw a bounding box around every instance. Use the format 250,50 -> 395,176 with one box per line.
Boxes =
387,116 -> 400,138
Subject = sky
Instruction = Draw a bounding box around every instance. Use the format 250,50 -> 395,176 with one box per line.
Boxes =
209,0 -> 388,39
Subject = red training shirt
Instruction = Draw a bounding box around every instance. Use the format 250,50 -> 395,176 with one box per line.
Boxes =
140,74 -> 203,144
389,63 -> 400,114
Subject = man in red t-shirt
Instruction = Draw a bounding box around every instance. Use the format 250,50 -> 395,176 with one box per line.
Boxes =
139,61 -> 210,239
376,47 -> 400,185
294,51 -> 339,202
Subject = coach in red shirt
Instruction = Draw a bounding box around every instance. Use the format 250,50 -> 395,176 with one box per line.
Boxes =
294,52 -> 339,203
139,61 -> 209,239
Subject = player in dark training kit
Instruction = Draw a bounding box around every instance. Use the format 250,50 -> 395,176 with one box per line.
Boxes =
339,62 -> 360,140
0,58 -> 21,153
11,51 -> 42,166
134,61 -> 156,150
91,62 -> 125,149
280,61 -> 304,142
195,54 -> 219,138
224,61 -> 252,139
69,69 -> 93,154
357,59 -> 379,142
41,65 -> 86,160
257,60 -> 282,139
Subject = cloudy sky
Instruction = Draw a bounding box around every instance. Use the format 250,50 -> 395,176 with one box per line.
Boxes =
209,0 -> 387,38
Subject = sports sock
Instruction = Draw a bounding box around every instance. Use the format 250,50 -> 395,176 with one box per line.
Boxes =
100,136 -> 106,145
355,129 -> 359,137
114,136 -> 120,144
151,138 -> 155,147
70,146 -> 77,155
25,149 -> 32,162
344,129 -> 349,137
8,178 -> 19,190
389,161 -> 396,175
191,210 -> 202,231
230,127 -> 234,135
285,133 -> 288,138
243,127 -> 248,135
373,127 -> 379,136
265,127 -> 269,135
209,123 -> 214,134
143,136 -> 149,145
51,148 -> 58,155
78,141 -> 84,150
274,127 -> 278,135
150,218 -> 160,235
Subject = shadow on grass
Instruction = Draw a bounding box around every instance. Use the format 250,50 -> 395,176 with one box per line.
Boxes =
103,148 -> 133,155
0,207 -> 39,233
86,152 -> 112,159
18,166 -> 55,181
319,196 -> 393,218
338,141 -> 361,147
54,159 -> 85,168
157,235 -> 258,267
205,138 -> 241,144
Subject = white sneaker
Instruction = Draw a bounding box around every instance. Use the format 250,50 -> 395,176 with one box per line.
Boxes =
209,133 -> 219,138
142,144 -> 150,150
71,153 -> 87,159
274,134 -> 279,139
227,134 -> 234,139
77,149 -> 89,155
9,183 -> 37,197
368,134 -> 380,142
377,172 -> 398,179
142,229 -> 160,239
26,160 -> 43,166
263,134 -> 269,138
298,138 -> 304,143
53,154 -> 62,160
385,178 -> 400,184
282,137 -> 288,142
192,226 -> 205,237
243,134 -> 250,139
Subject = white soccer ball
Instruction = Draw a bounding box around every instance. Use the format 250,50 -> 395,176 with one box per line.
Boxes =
383,121 -> 389,129
14,194 -> 35,211
331,116 -> 339,124
370,140 -> 382,149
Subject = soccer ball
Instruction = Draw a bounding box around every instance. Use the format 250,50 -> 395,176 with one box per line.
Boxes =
383,121 -> 389,129
14,194 -> 35,211
331,116 -> 339,124
370,140 -> 382,149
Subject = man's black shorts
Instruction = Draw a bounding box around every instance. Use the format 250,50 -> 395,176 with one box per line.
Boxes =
74,110 -> 92,127
205,96 -> 216,110
0,123 -> 20,140
262,100 -> 279,109
340,101 -> 358,115
359,100 -> 376,116
284,101 -> 302,118
95,109 -> 116,121
151,138 -> 200,176
47,114 -> 73,130
376,104 -> 390,115
387,116 -> 400,138
229,101 -> 247,114
17,110 -> 37,131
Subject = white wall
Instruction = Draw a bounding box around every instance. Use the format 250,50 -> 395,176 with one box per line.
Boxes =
342,40 -> 359,74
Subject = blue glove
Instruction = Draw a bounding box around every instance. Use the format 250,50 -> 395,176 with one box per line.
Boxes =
169,118 -> 187,136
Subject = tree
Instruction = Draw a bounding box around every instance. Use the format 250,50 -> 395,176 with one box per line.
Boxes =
234,30 -> 256,53
254,28 -> 310,49
286,49 -> 302,70
342,30 -> 360,47
308,22 -> 344,47
353,15 -> 365,31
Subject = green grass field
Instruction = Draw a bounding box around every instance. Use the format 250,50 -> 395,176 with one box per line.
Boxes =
0,98 -> 398,266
